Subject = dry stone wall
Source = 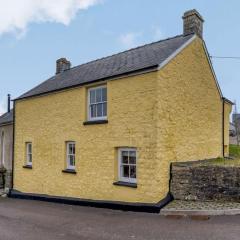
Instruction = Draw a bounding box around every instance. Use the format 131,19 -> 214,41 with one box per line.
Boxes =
170,162 -> 240,202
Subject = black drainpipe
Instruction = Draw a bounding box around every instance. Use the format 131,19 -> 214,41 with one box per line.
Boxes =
11,101 -> 15,192
222,98 -> 225,158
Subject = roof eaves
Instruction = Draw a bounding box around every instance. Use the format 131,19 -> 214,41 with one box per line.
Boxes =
0,121 -> 13,127
223,97 -> 234,105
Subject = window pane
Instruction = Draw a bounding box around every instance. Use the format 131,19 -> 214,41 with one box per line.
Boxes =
130,165 -> 136,179
90,90 -> 95,104
70,144 -> 75,154
103,102 -> 107,117
96,103 -> 102,117
28,144 -> 32,154
96,88 -> 102,103
122,165 -> 129,178
69,144 -> 72,154
129,151 -> 136,164
102,88 -> 107,102
90,105 -> 96,118
69,155 -> 75,166
122,151 -> 128,164
28,154 -> 32,163
72,144 -> 75,154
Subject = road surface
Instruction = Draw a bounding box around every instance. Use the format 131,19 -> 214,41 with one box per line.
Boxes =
0,198 -> 239,240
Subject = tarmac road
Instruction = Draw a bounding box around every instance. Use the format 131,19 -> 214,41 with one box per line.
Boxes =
0,198 -> 239,240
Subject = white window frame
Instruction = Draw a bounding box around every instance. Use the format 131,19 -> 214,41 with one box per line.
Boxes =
26,142 -> 32,166
88,85 -> 107,121
118,148 -> 137,184
66,142 -> 76,170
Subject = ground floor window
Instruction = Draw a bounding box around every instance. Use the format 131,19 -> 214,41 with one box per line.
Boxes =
26,142 -> 32,166
118,148 -> 137,183
66,142 -> 76,170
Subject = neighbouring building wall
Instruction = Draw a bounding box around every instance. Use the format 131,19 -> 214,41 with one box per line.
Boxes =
224,102 -> 232,156
155,37 -> 225,199
14,71 -> 161,204
0,124 -> 13,188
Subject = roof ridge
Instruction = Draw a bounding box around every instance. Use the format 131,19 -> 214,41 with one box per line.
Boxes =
69,34 -> 190,71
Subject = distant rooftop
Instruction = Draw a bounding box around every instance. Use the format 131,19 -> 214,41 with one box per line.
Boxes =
0,110 -> 13,126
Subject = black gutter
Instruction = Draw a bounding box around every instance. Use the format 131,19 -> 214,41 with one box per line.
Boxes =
223,97 -> 234,106
0,121 -> 13,127
14,65 -> 159,102
9,189 -> 172,213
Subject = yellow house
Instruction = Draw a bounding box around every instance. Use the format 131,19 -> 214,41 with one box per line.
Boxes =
11,10 -> 232,212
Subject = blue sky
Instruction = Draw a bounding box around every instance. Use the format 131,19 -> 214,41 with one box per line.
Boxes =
0,0 -> 239,115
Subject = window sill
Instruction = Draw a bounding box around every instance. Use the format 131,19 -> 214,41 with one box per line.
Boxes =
83,120 -> 108,125
62,169 -> 77,174
23,165 -> 32,169
113,181 -> 137,188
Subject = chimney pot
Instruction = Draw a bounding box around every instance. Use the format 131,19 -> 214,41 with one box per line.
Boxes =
56,58 -> 71,74
183,9 -> 204,38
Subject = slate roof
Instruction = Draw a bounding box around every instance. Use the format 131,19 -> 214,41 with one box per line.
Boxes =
17,34 -> 194,100
0,110 -> 13,126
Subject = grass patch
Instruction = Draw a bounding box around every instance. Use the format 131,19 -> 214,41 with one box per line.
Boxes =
199,145 -> 240,167
201,158 -> 240,166
229,144 -> 240,158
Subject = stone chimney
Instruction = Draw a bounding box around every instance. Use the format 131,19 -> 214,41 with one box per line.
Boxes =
182,9 -> 204,38
56,58 -> 71,74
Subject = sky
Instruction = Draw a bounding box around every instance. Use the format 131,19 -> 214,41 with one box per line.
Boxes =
0,0 -> 239,115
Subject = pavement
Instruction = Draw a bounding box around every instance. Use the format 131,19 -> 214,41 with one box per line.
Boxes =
161,200 -> 240,216
0,198 -> 240,240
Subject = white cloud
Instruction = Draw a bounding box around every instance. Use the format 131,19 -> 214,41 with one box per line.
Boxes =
0,0 -> 102,36
152,26 -> 164,41
119,27 -> 164,49
119,32 -> 142,49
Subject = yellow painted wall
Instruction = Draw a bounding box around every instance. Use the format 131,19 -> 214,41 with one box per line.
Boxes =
14,37 -> 229,203
154,37 -> 225,197
14,72 -> 160,203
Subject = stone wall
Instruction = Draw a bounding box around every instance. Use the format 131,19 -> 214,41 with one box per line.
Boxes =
170,162 -> 240,202
4,170 -> 12,189
0,168 -> 12,189
0,168 -> 5,189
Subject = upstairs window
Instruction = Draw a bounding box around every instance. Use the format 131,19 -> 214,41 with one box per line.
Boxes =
26,142 -> 32,166
118,148 -> 137,183
88,86 -> 107,121
66,142 -> 76,170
